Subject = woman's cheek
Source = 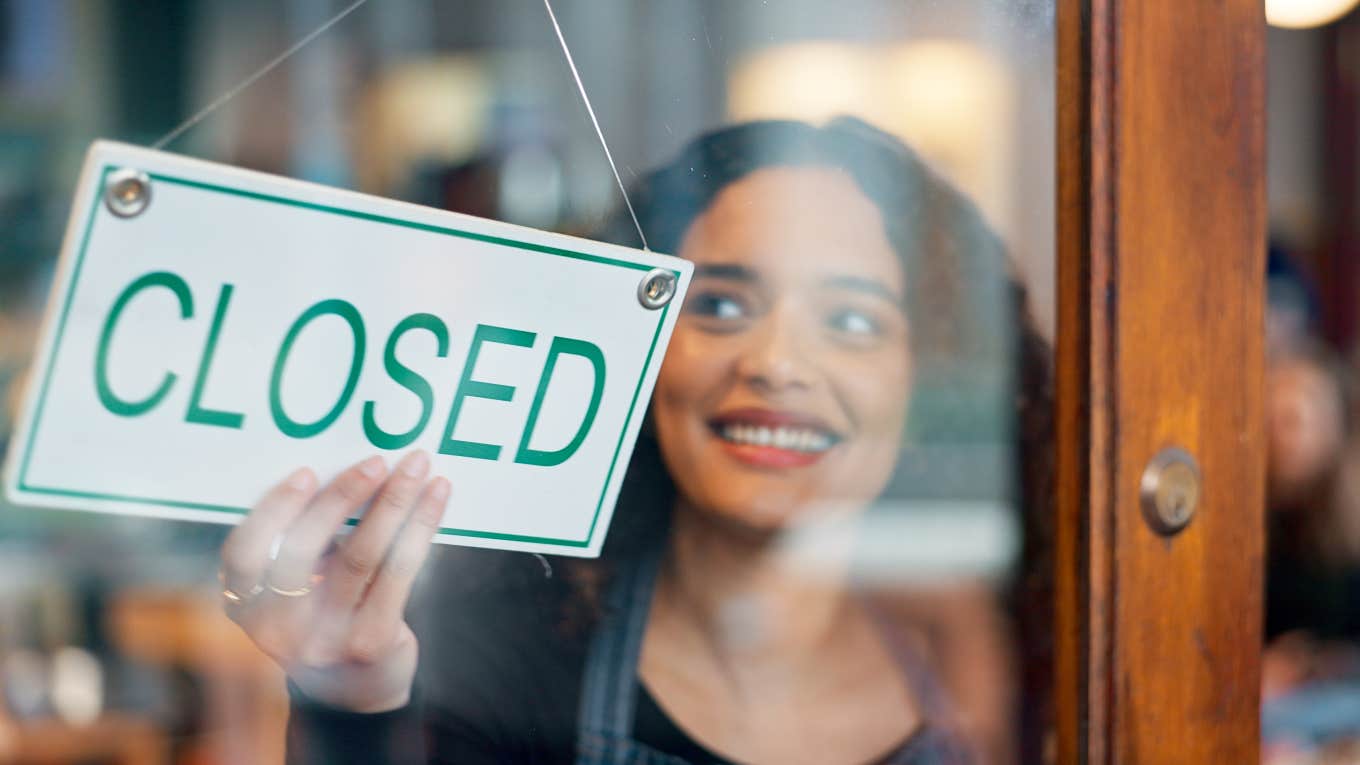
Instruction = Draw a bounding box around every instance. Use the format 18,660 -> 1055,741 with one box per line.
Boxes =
652,333 -> 734,471
665,330 -> 743,414
842,347 -> 912,423
837,351 -> 912,476
654,334 -> 706,407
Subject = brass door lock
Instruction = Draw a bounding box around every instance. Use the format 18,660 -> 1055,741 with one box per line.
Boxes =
1139,447 -> 1201,536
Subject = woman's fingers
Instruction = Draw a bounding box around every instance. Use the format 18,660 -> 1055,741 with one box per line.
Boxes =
266,455 -> 389,593
322,451 -> 431,613
347,477 -> 449,656
221,456 -> 447,677
220,467 -> 317,601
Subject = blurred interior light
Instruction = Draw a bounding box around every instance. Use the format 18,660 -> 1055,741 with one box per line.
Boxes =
884,40 -> 1009,217
355,56 -> 491,195
1266,0 -> 1360,28
728,42 -> 878,127
49,647 -> 102,726
729,39 -> 1011,237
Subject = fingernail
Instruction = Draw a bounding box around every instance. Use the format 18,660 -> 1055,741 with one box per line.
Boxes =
288,468 -> 315,490
359,455 -> 386,479
400,450 -> 430,478
430,477 -> 451,504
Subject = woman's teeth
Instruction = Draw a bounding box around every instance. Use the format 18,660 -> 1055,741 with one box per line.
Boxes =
719,424 -> 834,453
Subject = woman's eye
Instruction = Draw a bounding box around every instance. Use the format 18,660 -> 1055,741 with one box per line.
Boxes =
828,308 -> 881,337
690,293 -> 748,321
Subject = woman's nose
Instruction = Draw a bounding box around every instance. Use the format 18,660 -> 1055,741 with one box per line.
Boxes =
734,307 -> 815,392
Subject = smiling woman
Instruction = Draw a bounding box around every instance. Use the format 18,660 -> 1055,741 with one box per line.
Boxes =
256,118 -> 1052,765
591,119 -> 1052,764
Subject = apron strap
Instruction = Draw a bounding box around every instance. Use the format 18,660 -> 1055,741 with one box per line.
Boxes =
576,542 -> 665,763
863,597 -> 976,765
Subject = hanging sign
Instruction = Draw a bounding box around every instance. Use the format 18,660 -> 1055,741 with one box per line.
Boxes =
3,141 -> 689,558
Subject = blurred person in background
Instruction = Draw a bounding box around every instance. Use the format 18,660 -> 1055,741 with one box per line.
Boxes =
1261,257 -> 1360,760
1264,339 -> 1354,646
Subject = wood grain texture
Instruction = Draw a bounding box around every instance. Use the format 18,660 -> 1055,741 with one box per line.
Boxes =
1055,1 -> 1266,762
1055,0 -> 1113,761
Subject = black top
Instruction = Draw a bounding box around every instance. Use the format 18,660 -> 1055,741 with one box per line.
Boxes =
285,548 -> 959,765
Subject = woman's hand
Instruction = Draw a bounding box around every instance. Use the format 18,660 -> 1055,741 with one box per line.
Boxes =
219,451 -> 450,713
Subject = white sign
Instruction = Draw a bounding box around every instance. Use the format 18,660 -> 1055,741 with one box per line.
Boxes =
4,141 -> 689,558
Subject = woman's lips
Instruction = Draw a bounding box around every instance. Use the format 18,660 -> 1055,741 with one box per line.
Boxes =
708,408 -> 842,469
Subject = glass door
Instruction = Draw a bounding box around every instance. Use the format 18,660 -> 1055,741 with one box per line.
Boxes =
0,1 -> 1270,764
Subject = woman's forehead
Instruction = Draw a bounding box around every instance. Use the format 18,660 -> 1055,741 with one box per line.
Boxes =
678,166 -> 904,292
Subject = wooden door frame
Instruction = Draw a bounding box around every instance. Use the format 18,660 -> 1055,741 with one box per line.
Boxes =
1055,1 -> 1266,762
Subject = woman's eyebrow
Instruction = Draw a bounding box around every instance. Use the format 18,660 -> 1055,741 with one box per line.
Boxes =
693,263 -> 757,281
823,275 -> 904,305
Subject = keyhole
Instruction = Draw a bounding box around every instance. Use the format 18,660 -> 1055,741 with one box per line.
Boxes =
1167,491 -> 1187,522
1140,447 -> 1200,536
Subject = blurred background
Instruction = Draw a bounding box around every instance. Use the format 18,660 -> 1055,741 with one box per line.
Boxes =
1228,3 -> 1360,764
0,1 -> 1054,763
14,0 -> 1360,764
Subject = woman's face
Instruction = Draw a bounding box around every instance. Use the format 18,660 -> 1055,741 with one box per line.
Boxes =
652,166 -> 913,531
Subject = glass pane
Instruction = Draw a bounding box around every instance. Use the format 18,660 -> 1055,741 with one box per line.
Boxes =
0,1 -> 1054,763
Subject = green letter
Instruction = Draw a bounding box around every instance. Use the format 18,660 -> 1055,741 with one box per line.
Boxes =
362,313 -> 450,450
95,271 -> 193,417
438,324 -> 536,461
185,284 -> 245,429
514,337 -> 606,467
270,299 -> 366,439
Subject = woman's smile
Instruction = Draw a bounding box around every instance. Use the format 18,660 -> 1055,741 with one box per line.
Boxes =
708,406 -> 844,468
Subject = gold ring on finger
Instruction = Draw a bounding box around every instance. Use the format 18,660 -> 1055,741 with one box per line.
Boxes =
266,573 -> 322,599
267,582 -> 313,598
218,571 -> 264,605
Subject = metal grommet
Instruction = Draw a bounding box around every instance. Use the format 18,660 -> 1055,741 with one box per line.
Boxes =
637,268 -> 676,310
1139,446 -> 1202,536
104,168 -> 152,218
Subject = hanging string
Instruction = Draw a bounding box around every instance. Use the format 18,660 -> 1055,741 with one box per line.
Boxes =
541,0 -> 650,251
151,0 -> 371,151
150,0 -> 647,249
533,553 -> 554,579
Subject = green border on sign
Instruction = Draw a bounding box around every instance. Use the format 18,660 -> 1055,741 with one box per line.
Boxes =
17,164 -> 675,550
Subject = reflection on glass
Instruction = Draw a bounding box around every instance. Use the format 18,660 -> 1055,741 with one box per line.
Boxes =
0,2 -> 1053,764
